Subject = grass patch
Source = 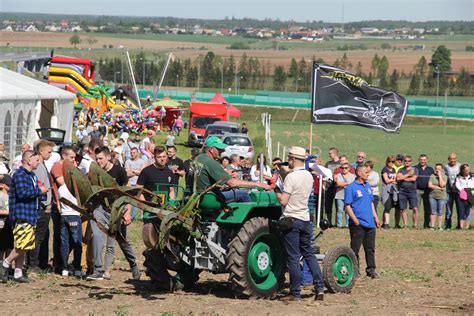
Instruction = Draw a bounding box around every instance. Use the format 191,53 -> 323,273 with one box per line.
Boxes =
114,304 -> 129,316
383,268 -> 432,282
79,32 -> 259,46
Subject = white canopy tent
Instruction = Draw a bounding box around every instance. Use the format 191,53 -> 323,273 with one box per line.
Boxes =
0,67 -> 75,162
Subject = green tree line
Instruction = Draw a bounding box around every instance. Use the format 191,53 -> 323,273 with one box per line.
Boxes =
97,45 -> 472,96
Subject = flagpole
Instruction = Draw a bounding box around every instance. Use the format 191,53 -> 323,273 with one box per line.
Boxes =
309,123 -> 313,155
317,175 -> 322,228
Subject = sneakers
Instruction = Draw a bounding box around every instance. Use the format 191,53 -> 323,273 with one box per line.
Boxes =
367,271 -> 380,279
62,270 -> 69,277
131,265 -> 141,280
382,224 -> 390,229
73,270 -> 84,278
0,264 -> 8,283
103,272 -> 111,280
279,294 -> 301,302
86,271 -> 104,281
315,292 -> 324,301
13,276 -> 30,283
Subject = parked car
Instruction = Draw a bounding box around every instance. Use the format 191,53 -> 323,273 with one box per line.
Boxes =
204,122 -> 241,138
220,133 -> 254,160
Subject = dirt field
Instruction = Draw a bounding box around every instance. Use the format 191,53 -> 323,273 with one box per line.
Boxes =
2,32 -> 472,73
1,222 -> 472,315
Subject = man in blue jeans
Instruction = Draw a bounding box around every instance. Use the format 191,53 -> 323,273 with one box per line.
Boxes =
276,146 -> 324,301
345,165 -> 381,279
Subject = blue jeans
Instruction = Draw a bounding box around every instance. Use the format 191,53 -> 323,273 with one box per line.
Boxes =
336,199 -> 348,228
458,198 -> 472,221
429,197 -> 447,216
221,189 -> 251,203
283,218 -> 324,297
51,205 -> 63,271
60,215 -> 83,271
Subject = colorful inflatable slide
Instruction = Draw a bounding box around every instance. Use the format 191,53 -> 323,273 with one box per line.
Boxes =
47,56 -> 138,111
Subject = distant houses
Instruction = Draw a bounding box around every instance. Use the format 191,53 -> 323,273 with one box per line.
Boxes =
0,18 -> 436,42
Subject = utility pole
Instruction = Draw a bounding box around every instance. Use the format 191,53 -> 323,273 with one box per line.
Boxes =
435,66 -> 440,107
220,62 -> 224,94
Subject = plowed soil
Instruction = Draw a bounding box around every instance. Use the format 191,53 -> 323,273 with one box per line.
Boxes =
1,222 -> 472,315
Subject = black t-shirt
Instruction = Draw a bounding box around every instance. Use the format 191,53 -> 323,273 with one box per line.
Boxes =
107,164 -> 128,186
168,157 -> 184,185
183,159 -> 193,190
381,166 -> 396,185
137,164 -> 175,200
168,157 -> 184,170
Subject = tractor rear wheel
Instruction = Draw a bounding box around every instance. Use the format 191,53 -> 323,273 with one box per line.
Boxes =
226,217 -> 285,299
322,245 -> 358,293
143,248 -> 199,291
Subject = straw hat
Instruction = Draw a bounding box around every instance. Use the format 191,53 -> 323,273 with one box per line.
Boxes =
288,146 -> 306,160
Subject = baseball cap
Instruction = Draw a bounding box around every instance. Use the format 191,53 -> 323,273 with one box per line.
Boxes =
120,132 -> 129,141
205,136 -> 228,150
396,154 -> 404,161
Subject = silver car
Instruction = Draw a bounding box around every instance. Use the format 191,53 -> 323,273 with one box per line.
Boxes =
221,133 -> 254,160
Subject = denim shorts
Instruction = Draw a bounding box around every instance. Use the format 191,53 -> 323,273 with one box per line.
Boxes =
429,197 -> 446,216
398,190 -> 418,210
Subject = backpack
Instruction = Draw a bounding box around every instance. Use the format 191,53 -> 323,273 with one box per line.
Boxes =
465,187 -> 474,206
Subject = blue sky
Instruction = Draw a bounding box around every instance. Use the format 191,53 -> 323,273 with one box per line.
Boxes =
1,0 -> 472,22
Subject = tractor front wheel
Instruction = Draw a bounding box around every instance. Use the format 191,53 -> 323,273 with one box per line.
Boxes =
322,245 -> 358,293
226,217 -> 285,299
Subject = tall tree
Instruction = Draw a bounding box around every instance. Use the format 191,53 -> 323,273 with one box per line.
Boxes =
371,54 -> 380,78
389,69 -> 399,92
378,56 -> 389,88
431,45 -> 452,72
201,52 -> 216,88
69,34 -> 81,48
355,62 -> 364,77
288,58 -> 298,78
408,73 -> 421,95
457,67 -> 472,96
296,57 -> 308,91
273,66 -> 287,91
238,53 -> 249,89
224,55 -> 236,89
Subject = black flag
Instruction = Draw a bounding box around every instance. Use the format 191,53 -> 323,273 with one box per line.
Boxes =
311,63 -> 409,133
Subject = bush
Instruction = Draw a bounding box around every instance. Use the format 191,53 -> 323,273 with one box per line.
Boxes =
228,42 -> 251,50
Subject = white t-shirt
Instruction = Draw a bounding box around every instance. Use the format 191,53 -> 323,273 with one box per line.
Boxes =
11,154 -> 22,175
113,145 -> 124,166
79,154 -> 93,174
250,165 -> 272,182
76,129 -> 88,141
282,167 -> 313,221
58,184 -> 80,216
45,152 -> 61,172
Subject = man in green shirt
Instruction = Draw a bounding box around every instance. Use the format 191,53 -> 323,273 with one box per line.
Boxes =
196,136 -> 269,202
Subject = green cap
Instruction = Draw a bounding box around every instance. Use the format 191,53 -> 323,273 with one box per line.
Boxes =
205,136 -> 228,150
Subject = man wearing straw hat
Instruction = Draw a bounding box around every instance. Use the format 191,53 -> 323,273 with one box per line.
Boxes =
275,146 -> 324,302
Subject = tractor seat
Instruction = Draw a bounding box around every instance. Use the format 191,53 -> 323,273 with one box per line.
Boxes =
199,192 -> 227,211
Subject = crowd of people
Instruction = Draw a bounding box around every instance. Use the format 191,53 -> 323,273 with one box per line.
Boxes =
319,149 -> 473,231
0,122 -> 472,302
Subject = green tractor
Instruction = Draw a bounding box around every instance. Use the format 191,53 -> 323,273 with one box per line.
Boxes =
62,161 -> 358,299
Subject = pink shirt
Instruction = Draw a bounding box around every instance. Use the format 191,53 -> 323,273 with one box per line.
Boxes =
175,117 -> 183,128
